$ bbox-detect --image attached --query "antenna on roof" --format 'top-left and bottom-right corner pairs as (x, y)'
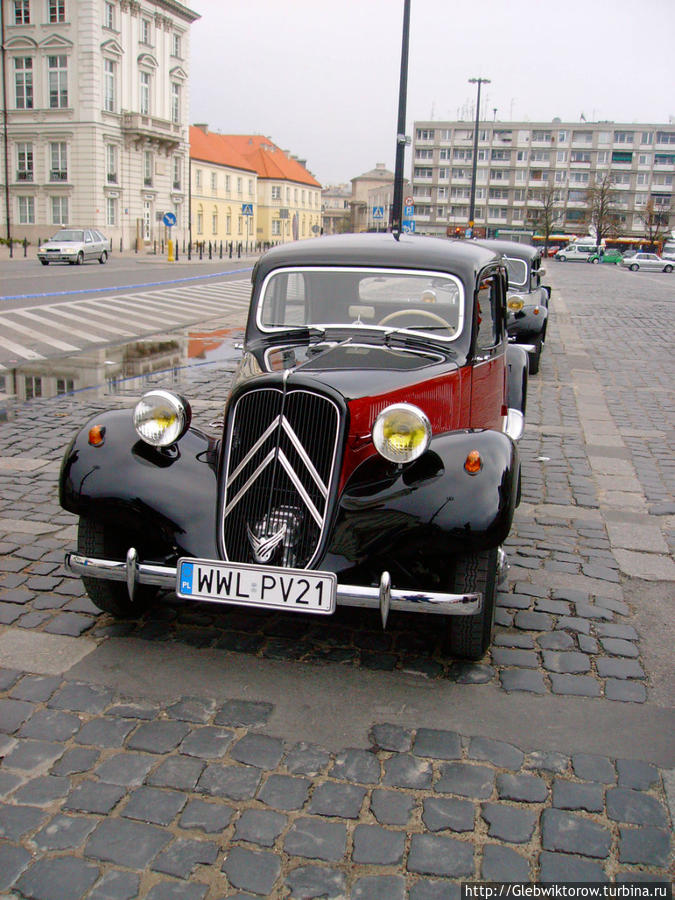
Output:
(390, 0), (411, 241)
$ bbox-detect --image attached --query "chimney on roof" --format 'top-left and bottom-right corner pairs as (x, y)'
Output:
(194, 123), (208, 134)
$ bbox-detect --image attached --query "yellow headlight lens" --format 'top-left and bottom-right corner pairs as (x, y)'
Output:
(508, 297), (525, 312)
(372, 403), (431, 463)
(133, 390), (191, 447)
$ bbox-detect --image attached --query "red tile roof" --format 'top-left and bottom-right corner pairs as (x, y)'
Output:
(189, 127), (255, 174)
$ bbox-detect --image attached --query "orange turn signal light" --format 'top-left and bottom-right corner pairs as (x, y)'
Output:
(88, 425), (105, 447)
(464, 449), (482, 474)
(533, 306), (540, 315)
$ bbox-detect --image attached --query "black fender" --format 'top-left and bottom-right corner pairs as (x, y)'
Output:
(321, 429), (519, 587)
(507, 304), (547, 339)
(59, 409), (221, 560)
(506, 344), (528, 415)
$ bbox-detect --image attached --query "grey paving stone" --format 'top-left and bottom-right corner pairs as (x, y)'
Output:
(50, 746), (99, 776)
(75, 717), (136, 748)
(214, 698), (273, 727)
(550, 674), (601, 697)
(596, 658), (645, 679)
(0, 804), (47, 840)
(0, 667), (22, 691)
(468, 736), (524, 769)
(525, 750), (569, 774)
(283, 817), (347, 861)
(125, 721), (190, 754)
(0, 843), (32, 892)
(555, 616), (591, 635)
(151, 836), (219, 878)
(596, 623), (639, 640)
(538, 851), (608, 882)
(535, 598), (571, 616)
(257, 773), (311, 811)
(230, 732), (284, 769)
(606, 787), (668, 827)
(10, 674), (62, 702)
(600, 637), (639, 658)
(481, 843), (531, 881)
(493, 631), (535, 649)
(165, 696), (216, 723)
(146, 882), (207, 900)
(47, 682), (113, 713)
(13, 774), (70, 806)
(179, 798), (235, 833)
(513, 610), (553, 631)
(308, 781), (366, 818)
(578, 635), (599, 654)
(122, 786), (186, 826)
(616, 758), (659, 790)
(94, 751), (156, 786)
(481, 802), (537, 843)
(552, 779), (605, 812)
(435, 762), (494, 799)
(285, 865), (346, 899)
(618, 827), (671, 867)
(491, 647), (539, 667)
(352, 824), (405, 865)
(422, 796), (474, 833)
(0, 698), (36, 734)
(331, 747), (380, 783)
(541, 808), (611, 858)
(352, 874), (406, 900)
(537, 631), (575, 651)
(85, 818), (171, 868)
(179, 726), (234, 759)
(15, 856), (100, 900)
(541, 650), (591, 674)
(0, 769), (22, 798)
(3, 738), (63, 771)
(197, 763), (261, 801)
(605, 680), (647, 703)
(407, 833), (474, 877)
(88, 871), (141, 900)
(370, 723), (412, 752)
(499, 668), (547, 694)
(497, 772), (548, 803)
(572, 753), (616, 784)
(147, 755), (206, 791)
(107, 701), (158, 720)
(575, 602), (614, 620)
(383, 754), (433, 789)
(64, 780), (126, 815)
(33, 813), (97, 850)
(413, 727), (461, 759)
(234, 808), (287, 846)
(19, 708), (81, 741)
(370, 788), (415, 826)
(284, 742), (331, 776)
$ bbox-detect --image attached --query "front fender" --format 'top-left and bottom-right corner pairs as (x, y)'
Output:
(59, 409), (221, 559)
(507, 304), (547, 338)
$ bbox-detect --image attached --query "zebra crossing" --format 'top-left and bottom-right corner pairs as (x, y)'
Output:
(0, 278), (252, 370)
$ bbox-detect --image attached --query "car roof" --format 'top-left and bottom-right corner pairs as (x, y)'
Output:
(252, 233), (501, 285)
(472, 239), (541, 261)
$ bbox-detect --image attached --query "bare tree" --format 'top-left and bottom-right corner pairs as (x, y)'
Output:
(526, 182), (563, 255)
(585, 172), (620, 247)
(636, 198), (670, 250)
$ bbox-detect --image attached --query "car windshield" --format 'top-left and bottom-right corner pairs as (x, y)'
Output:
(258, 267), (464, 341)
(52, 230), (85, 242)
(503, 257), (527, 287)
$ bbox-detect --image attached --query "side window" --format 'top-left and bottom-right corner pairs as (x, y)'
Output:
(475, 275), (501, 351)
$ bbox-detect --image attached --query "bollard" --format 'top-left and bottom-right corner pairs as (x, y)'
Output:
(199, 242), (203, 260)
(174, 241), (179, 261)
(161, 240), (164, 255)
(187, 241), (191, 260)
(237, 243), (241, 258)
(229, 242), (233, 258)
(119, 237), (123, 253)
(23, 237), (28, 257)
(167, 239), (174, 263)
(9, 240), (13, 259)
(208, 241), (212, 259)
(153, 240), (157, 255)
(182, 238), (185, 253)
(219, 240), (223, 259)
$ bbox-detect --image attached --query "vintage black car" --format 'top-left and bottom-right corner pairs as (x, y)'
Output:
(476, 239), (550, 374)
(60, 234), (529, 660)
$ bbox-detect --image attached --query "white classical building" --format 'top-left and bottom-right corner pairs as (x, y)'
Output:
(1, 0), (199, 250)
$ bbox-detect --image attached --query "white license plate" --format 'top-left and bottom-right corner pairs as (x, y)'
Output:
(176, 558), (336, 615)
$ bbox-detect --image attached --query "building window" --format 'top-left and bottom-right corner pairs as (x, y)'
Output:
(171, 82), (180, 124)
(570, 151), (591, 163)
(641, 131), (653, 144)
(173, 203), (181, 228)
(195, 169), (202, 189)
(172, 155), (181, 190)
(532, 130), (551, 142)
(103, 58), (116, 112)
(272, 220), (281, 236)
(51, 196), (68, 224)
(556, 151), (567, 163)
(144, 151), (153, 187)
(141, 18), (152, 45)
(18, 196), (35, 224)
(48, 0), (65, 23)
(226, 211), (231, 233)
(56, 378), (74, 395)
(248, 179), (254, 196)
(558, 131), (568, 142)
(237, 177), (242, 195)
(106, 144), (117, 183)
(614, 131), (634, 143)
(139, 71), (150, 116)
(143, 200), (151, 240)
(414, 167), (433, 179)
(106, 196), (117, 226)
(196, 205), (203, 234)
(16, 142), (33, 181)
(49, 142), (67, 181)
(597, 151), (609, 164)
(25, 376), (42, 401)
(14, 57), (33, 109)
(210, 171), (217, 193)
(415, 149), (433, 160)
(572, 131), (592, 143)
(271, 185), (281, 200)
(48, 55), (68, 108)
(172, 33), (182, 57)
(656, 131), (675, 145)
(212, 209), (218, 234)
(416, 128), (435, 141)
(13, 1), (30, 24)
(104, 1), (114, 29)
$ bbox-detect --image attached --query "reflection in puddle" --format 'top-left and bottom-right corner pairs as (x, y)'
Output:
(0, 324), (244, 412)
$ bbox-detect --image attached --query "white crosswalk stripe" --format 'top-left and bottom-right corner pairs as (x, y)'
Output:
(0, 277), (250, 370)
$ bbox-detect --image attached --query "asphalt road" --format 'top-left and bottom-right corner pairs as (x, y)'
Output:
(0, 257), (673, 896)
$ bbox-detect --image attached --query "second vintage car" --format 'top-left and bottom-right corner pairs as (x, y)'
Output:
(60, 234), (529, 660)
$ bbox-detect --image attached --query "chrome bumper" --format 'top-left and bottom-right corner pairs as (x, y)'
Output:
(65, 548), (489, 628)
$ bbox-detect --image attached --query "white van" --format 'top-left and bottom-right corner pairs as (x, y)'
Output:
(554, 243), (599, 262)
(662, 241), (675, 261)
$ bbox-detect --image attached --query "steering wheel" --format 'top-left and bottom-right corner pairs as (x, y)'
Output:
(378, 308), (454, 332)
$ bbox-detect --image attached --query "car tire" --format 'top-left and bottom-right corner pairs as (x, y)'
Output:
(76, 251), (84, 265)
(448, 547), (498, 661)
(558, 256), (566, 262)
(40, 260), (49, 266)
(77, 517), (157, 617)
(664, 265), (673, 273)
(528, 335), (542, 375)
(99, 250), (108, 264)
(629, 264), (638, 271)
(591, 258), (599, 264)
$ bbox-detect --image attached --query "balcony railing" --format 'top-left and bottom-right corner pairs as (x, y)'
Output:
(121, 111), (182, 152)
(16, 171), (33, 181)
(50, 170), (68, 181)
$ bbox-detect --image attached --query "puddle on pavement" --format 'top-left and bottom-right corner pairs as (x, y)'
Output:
(0, 323), (245, 414)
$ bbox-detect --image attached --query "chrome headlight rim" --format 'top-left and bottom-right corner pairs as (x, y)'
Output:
(372, 402), (432, 464)
(133, 389), (192, 447)
(507, 293), (526, 312)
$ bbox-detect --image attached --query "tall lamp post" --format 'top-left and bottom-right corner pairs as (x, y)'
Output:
(390, 0), (411, 236)
(467, 76), (490, 235)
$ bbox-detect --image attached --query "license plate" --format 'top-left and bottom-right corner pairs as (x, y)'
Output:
(176, 558), (336, 615)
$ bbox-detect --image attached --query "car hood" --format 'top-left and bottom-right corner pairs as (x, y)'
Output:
(40, 241), (82, 250)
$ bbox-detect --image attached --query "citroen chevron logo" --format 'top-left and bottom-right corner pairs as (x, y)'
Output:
(247, 523), (287, 563)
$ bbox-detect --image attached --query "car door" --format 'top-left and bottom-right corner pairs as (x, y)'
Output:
(470, 271), (506, 430)
(83, 230), (95, 260)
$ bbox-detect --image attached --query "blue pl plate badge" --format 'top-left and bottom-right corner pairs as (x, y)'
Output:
(180, 562), (194, 595)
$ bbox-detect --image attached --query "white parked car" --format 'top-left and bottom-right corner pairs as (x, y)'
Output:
(620, 252), (673, 273)
(38, 228), (110, 266)
(554, 243), (599, 262)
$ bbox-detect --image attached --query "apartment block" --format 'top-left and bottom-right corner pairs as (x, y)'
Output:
(411, 120), (675, 239)
(1, 0), (199, 249)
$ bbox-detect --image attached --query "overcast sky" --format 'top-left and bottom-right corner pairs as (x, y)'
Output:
(187, 0), (675, 186)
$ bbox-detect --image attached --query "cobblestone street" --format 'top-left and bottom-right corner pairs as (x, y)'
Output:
(0, 262), (673, 897)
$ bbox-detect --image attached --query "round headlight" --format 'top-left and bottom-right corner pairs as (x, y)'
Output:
(133, 390), (191, 447)
(507, 296), (525, 312)
(372, 403), (431, 464)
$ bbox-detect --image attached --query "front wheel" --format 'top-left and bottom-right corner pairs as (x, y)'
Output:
(76, 251), (84, 265)
(557, 256), (566, 262)
(99, 250), (108, 264)
(591, 257), (600, 264)
(629, 264), (638, 271)
(77, 517), (157, 617)
(448, 548), (498, 660)
(40, 259), (49, 266)
(664, 265), (673, 273)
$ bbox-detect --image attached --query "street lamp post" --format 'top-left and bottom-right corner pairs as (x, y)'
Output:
(468, 76), (490, 234)
(390, 0), (411, 236)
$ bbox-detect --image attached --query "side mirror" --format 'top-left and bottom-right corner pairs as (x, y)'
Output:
(538, 267), (546, 278)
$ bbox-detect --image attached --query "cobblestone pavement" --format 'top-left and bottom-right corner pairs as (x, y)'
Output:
(0, 264), (673, 896)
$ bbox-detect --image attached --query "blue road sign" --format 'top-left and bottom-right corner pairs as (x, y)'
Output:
(162, 212), (177, 227)
(402, 220), (415, 233)
(465, 227), (473, 238)
(372, 206), (385, 219)
(241, 203), (253, 216)
(404, 205), (414, 217)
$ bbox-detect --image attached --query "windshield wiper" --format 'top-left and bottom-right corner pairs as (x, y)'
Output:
(263, 326), (326, 344)
(383, 328), (457, 353)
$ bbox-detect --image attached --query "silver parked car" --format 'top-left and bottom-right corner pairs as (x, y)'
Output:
(38, 229), (110, 266)
(620, 252), (673, 273)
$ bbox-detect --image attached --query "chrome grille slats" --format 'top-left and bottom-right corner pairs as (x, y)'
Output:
(221, 385), (341, 568)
